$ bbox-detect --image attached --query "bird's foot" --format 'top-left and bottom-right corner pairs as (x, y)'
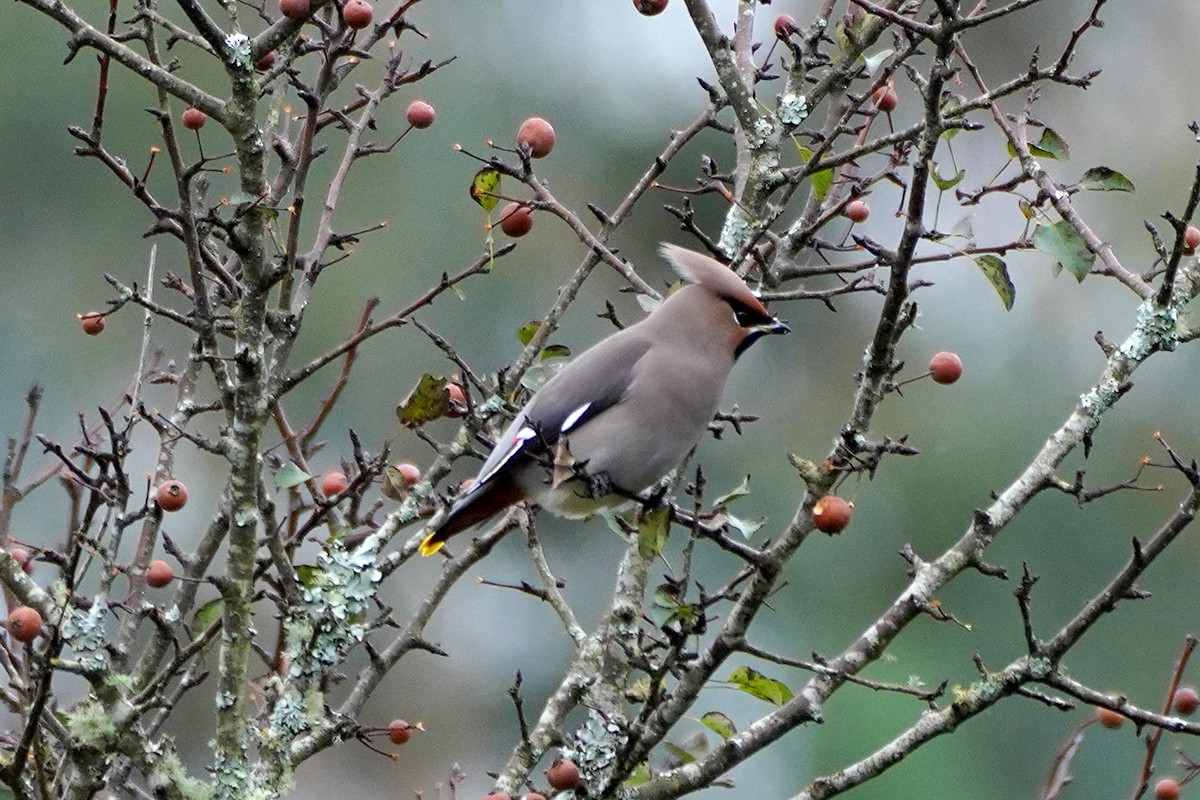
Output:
(583, 469), (616, 499)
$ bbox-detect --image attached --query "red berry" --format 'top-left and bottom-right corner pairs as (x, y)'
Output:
(633, 0), (668, 15)
(279, 0), (310, 20)
(1184, 225), (1200, 255)
(321, 471), (350, 497)
(342, 0), (372, 29)
(498, 202), (534, 237)
(406, 100), (435, 129)
(387, 719), (413, 745)
(929, 351), (963, 385)
(774, 14), (798, 38)
(10, 547), (34, 575)
(8, 606), (42, 643)
(871, 84), (898, 113)
(146, 559), (175, 588)
(156, 479), (189, 512)
(812, 495), (853, 533)
(1174, 686), (1200, 716)
(517, 117), (556, 158)
(444, 382), (467, 418)
(1155, 779), (1182, 800)
(256, 51), (276, 71)
(546, 758), (580, 791)
(1096, 706), (1125, 729)
(381, 462), (421, 501)
(181, 107), (207, 131)
(80, 312), (106, 335)
(844, 199), (870, 223)
(482, 794), (511, 800)
(523, 795), (547, 800)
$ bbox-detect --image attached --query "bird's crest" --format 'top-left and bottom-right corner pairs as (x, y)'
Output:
(658, 243), (770, 318)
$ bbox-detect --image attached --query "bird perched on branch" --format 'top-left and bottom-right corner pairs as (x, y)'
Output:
(419, 243), (790, 556)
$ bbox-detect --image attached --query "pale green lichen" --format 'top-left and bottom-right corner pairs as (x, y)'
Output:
(147, 745), (214, 800)
(67, 700), (117, 747)
(1122, 300), (1178, 358)
(778, 93), (809, 126)
(212, 749), (252, 800)
(57, 590), (109, 672)
(225, 33), (252, 70)
(1078, 377), (1120, 433)
(749, 117), (775, 148)
(718, 206), (756, 257)
(561, 709), (630, 793)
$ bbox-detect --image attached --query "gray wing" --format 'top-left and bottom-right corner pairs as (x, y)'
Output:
(469, 329), (654, 491)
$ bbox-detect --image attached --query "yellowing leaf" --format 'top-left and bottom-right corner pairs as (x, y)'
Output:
(192, 598), (223, 629)
(1079, 166), (1135, 192)
(930, 161), (965, 191)
(638, 505), (671, 558)
(797, 145), (833, 201)
(1007, 127), (1070, 161)
(728, 665), (793, 706)
(700, 711), (737, 740)
(973, 255), (1015, 310)
(470, 167), (501, 212)
(396, 374), (449, 427)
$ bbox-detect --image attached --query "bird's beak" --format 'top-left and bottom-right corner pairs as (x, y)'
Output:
(760, 317), (790, 336)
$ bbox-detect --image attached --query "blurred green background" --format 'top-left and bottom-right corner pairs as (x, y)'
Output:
(3, 1), (1200, 798)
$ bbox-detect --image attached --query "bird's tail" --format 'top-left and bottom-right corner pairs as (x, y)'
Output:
(418, 477), (525, 556)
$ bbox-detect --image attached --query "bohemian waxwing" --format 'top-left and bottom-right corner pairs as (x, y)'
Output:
(419, 243), (789, 556)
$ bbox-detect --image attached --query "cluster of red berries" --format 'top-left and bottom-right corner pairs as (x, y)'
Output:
(495, 117), (556, 238)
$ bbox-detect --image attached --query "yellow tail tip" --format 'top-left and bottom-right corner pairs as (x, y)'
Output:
(419, 534), (445, 557)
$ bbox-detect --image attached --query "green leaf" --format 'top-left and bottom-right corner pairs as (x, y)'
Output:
(192, 598), (223, 630)
(930, 161), (965, 191)
(667, 743), (696, 767)
(396, 374), (449, 427)
(1079, 166), (1135, 192)
(726, 513), (767, 539)
(862, 48), (894, 75)
(539, 344), (571, 361)
(519, 363), (559, 393)
(517, 320), (542, 345)
(940, 93), (966, 140)
(663, 741), (696, 764)
(1036, 127), (1070, 160)
(624, 762), (652, 788)
(713, 475), (752, 507)
(797, 145), (833, 201)
(470, 167), (501, 212)
(728, 665), (793, 706)
(1033, 220), (1094, 282)
(637, 505), (671, 558)
(1007, 127), (1070, 161)
(946, 214), (974, 241)
(973, 255), (1015, 310)
(274, 462), (312, 490)
(700, 711), (737, 740)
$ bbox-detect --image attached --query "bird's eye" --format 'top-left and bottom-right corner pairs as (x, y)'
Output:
(731, 304), (762, 328)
